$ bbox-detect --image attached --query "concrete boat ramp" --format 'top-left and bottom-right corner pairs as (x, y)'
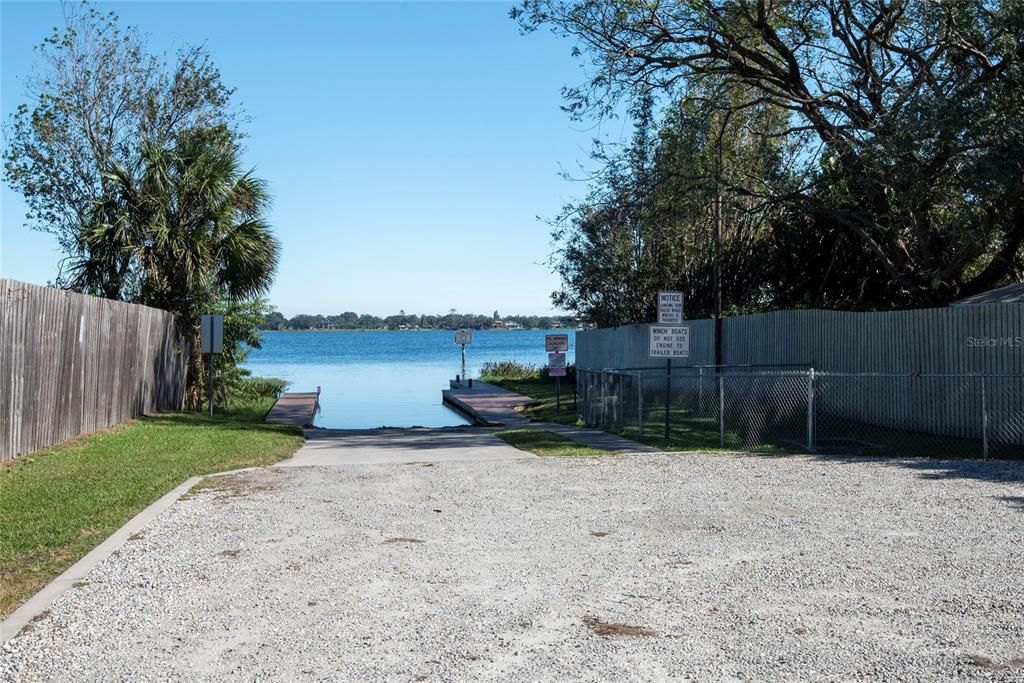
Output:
(264, 381), (654, 453)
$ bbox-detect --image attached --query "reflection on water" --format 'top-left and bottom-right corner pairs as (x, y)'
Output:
(243, 329), (575, 429)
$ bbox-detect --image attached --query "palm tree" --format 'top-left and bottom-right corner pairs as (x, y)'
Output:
(71, 126), (280, 406)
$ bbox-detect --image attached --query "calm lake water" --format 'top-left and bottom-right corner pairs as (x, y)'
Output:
(243, 329), (576, 428)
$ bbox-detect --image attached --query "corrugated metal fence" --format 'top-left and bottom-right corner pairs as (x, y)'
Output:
(575, 305), (1023, 453)
(576, 305), (1023, 374)
(0, 278), (189, 461)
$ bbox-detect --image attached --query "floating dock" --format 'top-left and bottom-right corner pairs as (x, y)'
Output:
(442, 381), (534, 427)
(266, 388), (321, 427)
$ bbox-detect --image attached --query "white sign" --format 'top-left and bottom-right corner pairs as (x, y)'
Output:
(545, 334), (569, 353)
(658, 291), (685, 324)
(201, 315), (224, 354)
(454, 329), (473, 345)
(649, 325), (690, 358)
(548, 352), (567, 377)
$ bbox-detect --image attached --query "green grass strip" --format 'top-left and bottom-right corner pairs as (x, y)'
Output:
(495, 428), (610, 457)
(481, 376), (579, 425)
(0, 398), (303, 618)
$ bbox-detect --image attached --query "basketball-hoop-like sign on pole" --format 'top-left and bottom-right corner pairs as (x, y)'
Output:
(454, 329), (472, 383)
(651, 292), (688, 438)
(201, 314), (224, 417)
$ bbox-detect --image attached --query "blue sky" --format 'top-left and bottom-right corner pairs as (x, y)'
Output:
(1, 1), (626, 317)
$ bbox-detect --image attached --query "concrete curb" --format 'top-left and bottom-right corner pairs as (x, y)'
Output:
(1, 474), (204, 642)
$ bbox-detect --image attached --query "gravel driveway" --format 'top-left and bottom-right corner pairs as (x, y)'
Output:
(3, 430), (1023, 681)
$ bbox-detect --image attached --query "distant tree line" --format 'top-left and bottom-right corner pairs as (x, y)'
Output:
(260, 310), (578, 331)
(515, 1), (1024, 330)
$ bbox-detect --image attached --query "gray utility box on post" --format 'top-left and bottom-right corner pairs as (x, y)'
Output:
(201, 314), (224, 416)
(201, 315), (224, 354)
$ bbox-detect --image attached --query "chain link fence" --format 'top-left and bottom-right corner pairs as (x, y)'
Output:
(577, 367), (1024, 458)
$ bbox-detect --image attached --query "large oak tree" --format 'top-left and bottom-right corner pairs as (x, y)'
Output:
(516, 0), (1024, 309)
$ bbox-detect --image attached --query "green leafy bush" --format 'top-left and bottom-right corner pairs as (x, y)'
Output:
(233, 376), (288, 402)
(479, 360), (542, 380)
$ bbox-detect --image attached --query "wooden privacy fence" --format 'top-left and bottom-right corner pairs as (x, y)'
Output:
(0, 279), (188, 462)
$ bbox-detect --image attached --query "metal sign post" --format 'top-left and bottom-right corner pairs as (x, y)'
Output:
(454, 329), (473, 382)
(201, 314), (224, 417)
(548, 351), (567, 416)
(546, 335), (569, 417)
(650, 320), (689, 439)
(209, 360), (214, 418)
(655, 292), (686, 437)
(665, 357), (671, 437)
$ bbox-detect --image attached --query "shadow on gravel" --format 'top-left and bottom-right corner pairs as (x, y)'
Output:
(751, 452), (1024, 488)
(887, 458), (1024, 486)
(303, 427), (508, 451)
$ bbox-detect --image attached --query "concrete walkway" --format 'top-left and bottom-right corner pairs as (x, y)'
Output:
(280, 427), (534, 466)
(534, 422), (661, 453)
(443, 381), (658, 453)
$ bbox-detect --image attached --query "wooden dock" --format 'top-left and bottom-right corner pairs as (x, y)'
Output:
(442, 381), (534, 427)
(266, 388), (320, 427)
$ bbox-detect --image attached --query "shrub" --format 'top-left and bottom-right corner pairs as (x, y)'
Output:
(233, 376), (288, 402)
(480, 360), (577, 383)
(479, 360), (542, 380)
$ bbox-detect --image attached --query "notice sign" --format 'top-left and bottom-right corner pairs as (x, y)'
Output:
(658, 291), (684, 324)
(545, 334), (569, 353)
(454, 329), (473, 345)
(548, 352), (567, 377)
(649, 325), (690, 358)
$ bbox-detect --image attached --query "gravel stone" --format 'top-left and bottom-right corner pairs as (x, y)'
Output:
(2, 453), (1023, 681)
